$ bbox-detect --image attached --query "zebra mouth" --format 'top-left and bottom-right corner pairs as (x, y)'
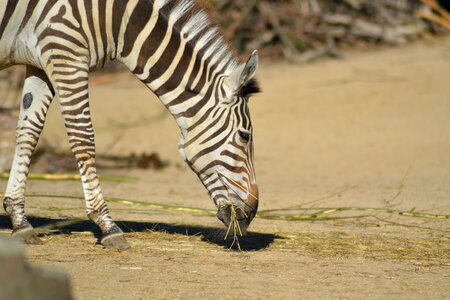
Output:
(215, 170), (258, 233)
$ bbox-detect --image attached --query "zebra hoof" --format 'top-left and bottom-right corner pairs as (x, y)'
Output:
(101, 233), (130, 250)
(12, 226), (42, 245)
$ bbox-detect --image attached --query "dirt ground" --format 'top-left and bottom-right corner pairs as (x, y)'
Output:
(1, 39), (450, 299)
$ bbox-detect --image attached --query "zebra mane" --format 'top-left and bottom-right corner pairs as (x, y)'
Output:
(162, 0), (240, 75)
(239, 78), (261, 99)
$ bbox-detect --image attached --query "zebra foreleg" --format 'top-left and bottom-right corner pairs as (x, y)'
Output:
(49, 63), (129, 250)
(3, 67), (54, 244)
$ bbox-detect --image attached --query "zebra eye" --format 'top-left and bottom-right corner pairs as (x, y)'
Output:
(238, 130), (251, 142)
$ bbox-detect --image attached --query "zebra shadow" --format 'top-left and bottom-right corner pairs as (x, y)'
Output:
(0, 215), (280, 251)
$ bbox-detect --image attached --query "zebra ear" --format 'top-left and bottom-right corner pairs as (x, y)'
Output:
(239, 50), (259, 86)
(226, 50), (259, 95)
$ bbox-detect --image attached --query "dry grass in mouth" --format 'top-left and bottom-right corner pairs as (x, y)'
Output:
(223, 204), (245, 250)
(216, 170), (255, 250)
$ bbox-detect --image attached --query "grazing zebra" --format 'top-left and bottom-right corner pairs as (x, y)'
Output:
(0, 0), (260, 249)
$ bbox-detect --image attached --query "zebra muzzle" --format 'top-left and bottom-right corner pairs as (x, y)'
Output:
(216, 171), (259, 232)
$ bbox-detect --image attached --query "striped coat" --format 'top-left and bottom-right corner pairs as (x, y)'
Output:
(0, 0), (259, 249)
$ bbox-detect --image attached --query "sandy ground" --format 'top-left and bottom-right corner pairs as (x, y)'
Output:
(1, 39), (450, 299)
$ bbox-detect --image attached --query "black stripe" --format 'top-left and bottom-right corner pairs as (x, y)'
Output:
(155, 30), (194, 95)
(38, 27), (87, 49)
(40, 43), (85, 57)
(121, 0), (153, 58)
(186, 105), (214, 131)
(200, 112), (232, 146)
(199, 160), (243, 175)
(17, 0), (39, 35)
(0, 0), (17, 40)
(35, 0), (58, 30)
(68, 0), (88, 42)
(144, 21), (181, 86)
(134, 1), (177, 75)
(186, 35), (217, 91)
(190, 129), (233, 164)
(184, 109), (226, 148)
(84, 0), (99, 62)
(239, 101), (248, 128)
(98, 0), (108, 66)
(178, 71), (220, 118)
(133, 9), (168, 74)
(111, 0), (128, 57)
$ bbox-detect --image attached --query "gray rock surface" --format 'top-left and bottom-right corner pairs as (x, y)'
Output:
(0, 234), (73, 300)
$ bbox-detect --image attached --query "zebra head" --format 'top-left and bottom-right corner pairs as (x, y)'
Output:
(178, 51), (260, 234)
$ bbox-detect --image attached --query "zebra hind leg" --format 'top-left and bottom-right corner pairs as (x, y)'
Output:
(3, 67), (54, 244)
(49, 63), (129, 250)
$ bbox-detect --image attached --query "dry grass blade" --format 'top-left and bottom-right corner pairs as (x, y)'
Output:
(259, 185), (359, 214)
(24, 193), (216, 215)
(106, 197), (215, 215)
(258, 206), (450, 220)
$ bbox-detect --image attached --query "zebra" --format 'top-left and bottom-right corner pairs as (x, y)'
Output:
(0, 0), (260, 250)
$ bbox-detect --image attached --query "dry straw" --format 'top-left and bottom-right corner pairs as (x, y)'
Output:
(216, 170), (255, 250)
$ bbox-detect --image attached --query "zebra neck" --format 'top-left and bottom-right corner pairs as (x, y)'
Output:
(115, 0), (238, 131)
